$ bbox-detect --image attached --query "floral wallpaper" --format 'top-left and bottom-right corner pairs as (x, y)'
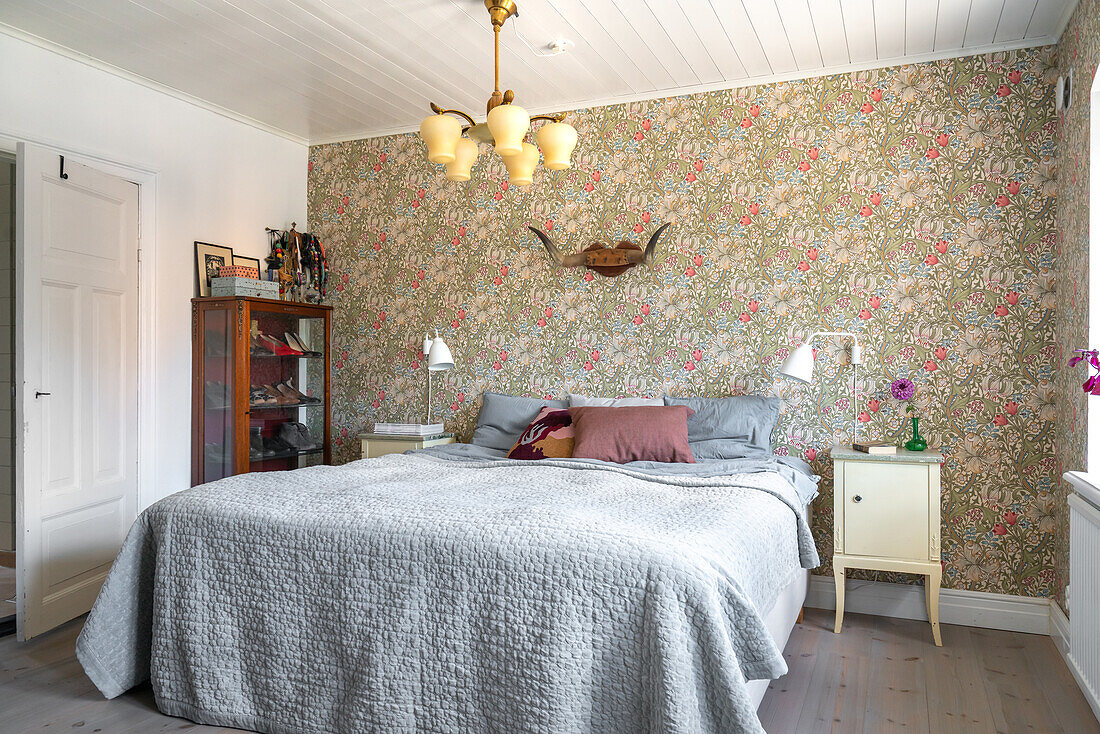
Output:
(308, 47), (1060, 599)
(1055, 0), (1100, 612)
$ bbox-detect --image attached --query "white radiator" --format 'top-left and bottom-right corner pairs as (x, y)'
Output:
(1067, 472), (1100, 722)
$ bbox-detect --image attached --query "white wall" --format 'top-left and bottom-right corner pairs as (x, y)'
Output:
(0, 33), (307, 505)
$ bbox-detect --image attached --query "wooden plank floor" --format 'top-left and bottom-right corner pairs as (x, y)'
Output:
(759, 608), (1100, 734)
(1, 608), (1096, 733)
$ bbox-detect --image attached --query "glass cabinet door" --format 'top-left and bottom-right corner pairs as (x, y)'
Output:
(247, 307), (327, 472)
(196, 304), (234, 484)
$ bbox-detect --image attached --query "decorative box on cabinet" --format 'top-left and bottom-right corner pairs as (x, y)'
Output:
(831, 446), (946, 646)
(358, 432), (456, 459)
(192, 296), (332, 485)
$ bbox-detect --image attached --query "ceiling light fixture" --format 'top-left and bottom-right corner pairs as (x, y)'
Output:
(418, 0), (578, 186)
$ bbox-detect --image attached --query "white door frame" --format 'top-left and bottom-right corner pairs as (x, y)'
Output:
(1, 132), (158, 531)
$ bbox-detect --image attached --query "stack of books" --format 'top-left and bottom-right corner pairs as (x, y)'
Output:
(852, 441), (897, 455)
(373, 421), (445, 437)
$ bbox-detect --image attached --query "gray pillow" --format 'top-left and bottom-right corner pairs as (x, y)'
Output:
(662, 395), (780, 459)
(471, 392), (568, 451)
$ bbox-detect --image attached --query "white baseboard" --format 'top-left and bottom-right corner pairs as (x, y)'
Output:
(805, 575), (1052, 635)
(1051, 599), (1070, 656)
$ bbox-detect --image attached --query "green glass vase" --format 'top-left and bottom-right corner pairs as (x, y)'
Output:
(905, 415), (927, 452)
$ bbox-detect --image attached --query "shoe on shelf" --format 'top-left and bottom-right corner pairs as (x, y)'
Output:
(261, 435), (295, 456)
(277, 421), (312, 449)
(259, 333), (303, 356)
(285, 332), (322, 356)
(278, 378), (321, 403)
(263, 384), (298, 405)
(250, 336), (275, 356)
(249, 427), (264, 460)
(250, 386), (277, 406)
(295, 422), (317, 448)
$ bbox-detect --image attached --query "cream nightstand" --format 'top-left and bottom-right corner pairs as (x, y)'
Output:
(358, 432), (455, 459)
(831, 446), (946, 646)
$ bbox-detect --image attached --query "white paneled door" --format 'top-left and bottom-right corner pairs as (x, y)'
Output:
(15, 143), (139, 640)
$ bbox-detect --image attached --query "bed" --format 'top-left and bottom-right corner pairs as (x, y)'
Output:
(76, 440), (819, 734)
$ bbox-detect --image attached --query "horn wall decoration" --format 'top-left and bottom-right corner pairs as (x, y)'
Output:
(528, 223), (672, 278)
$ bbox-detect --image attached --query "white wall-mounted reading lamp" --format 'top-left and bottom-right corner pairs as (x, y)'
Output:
(779, 331), (862, 446)
(422, 331), (454, 424)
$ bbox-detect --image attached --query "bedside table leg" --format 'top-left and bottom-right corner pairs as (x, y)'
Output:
(926, 568), (942, 646)
(833, 562), (845, 634)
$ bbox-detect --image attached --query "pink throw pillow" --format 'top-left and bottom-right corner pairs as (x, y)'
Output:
(507, 407), (574, 460)
(569, 405), (695, 464)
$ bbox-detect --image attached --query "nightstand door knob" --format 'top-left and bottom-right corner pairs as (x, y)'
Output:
(852, 495), (863, 503)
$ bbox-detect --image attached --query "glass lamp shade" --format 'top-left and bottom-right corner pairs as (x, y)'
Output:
(420, 114), (461, 164)
(467, 123), (495, 144)
(779, 343), (815, 383)
(537, 121), (577, 170)
(502, 142), (539, 186)
(487, 103), (530, 157)
(427, 337), (454, 371)
(445, 138), (479, 182)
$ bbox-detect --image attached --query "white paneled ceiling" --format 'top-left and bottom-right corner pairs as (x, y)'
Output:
(0, 0), (1078, 144)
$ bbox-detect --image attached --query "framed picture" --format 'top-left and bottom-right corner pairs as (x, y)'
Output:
(233, 255), (261, 275)
(194, 241), (234, 297)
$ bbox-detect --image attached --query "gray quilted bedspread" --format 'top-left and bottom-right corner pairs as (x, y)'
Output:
(76, 453), (819, 734)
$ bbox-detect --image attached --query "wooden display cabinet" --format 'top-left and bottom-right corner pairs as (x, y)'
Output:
(191, 296), (332, 485)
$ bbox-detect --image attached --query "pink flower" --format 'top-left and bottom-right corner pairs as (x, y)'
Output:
(1006, 291), (1020, 305)
(692, 349), (703, 361)
(995, 85), (1011, 97)
(500, 265), (509, 276)
(501, 181), (509, 191)
(1008, 70), (1022, 85)
(451, 319), (459, 328)
(642, 119), (652, 131)
(493, 192), (503, 200)
(747, 299), (759, 312)
(590, 350), (601, 362)
(583, 360), (594, 371)
(858, 411), (871, 423)
(993, 523), (1008, 535)
(692, 254), (704, 267)
(633, 131), (644, 141)
(860, 102), (874, 114)
(632, 315), (643, 325)
(934, 240), (949, 254)
(805, 448), (817, 461)
(450, 402), (459, 411)
(798, 160), (811, 171)
(925, 254), (939, 265)
(924, 360), (938, 371)
(868, 296), (881, 309)
(641, 304), (651, 315)
(458, 309), (467, 320)
(869, 192), (882, 205)
(936, 133), (949, 146)
(740, 117), (752, 128)
(993, 414), (1008, 426)
(694, 160), (705, 172)
(417, 188), (426, 199)
(1006, 181), (1021, 195)
(738, 312), (751, 323)
(537, 317), (547, 327)
(859, 205), (873, 217)
(379, 153), (387, 163)
(994, 304), (1009, 316)
(934, 346), (947, 360)
(499, 350), (509, 361)
(493, 360), (502, 370)
(684, 360), (695, 371)
(858, 308), (872, 319)
(583, 272), (594, 282)
(1005, 400), (1019, 415)
(544, 307), (553, 318)
(748, 104), (761, 117)
(544, 220), (554, 230)
(373, 163), (381, 172)
(926, 148), (940, 160)
(871, 88), (883, 102)
(686, 172), (697, 182)
(584, 183), (594, 192)
(642, 211), (652, 223)
(685, 265), (697, 276)
(807, 147), (820, 160)
(749, 202), (760, 215)
(796, 261), (810, 272)
(739, 215), (752, 226)
(633, 223), (644, 233)
(592, 170), (601, 182)
(492, 276), (502, 286)
(336, 207), (344, 215)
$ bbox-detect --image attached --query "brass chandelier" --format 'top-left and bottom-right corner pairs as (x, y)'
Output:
(418, 0), (577, 186)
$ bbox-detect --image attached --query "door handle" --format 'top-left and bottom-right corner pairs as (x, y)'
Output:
(35, 392), (51, 398)
(852, 495), (862, 503)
